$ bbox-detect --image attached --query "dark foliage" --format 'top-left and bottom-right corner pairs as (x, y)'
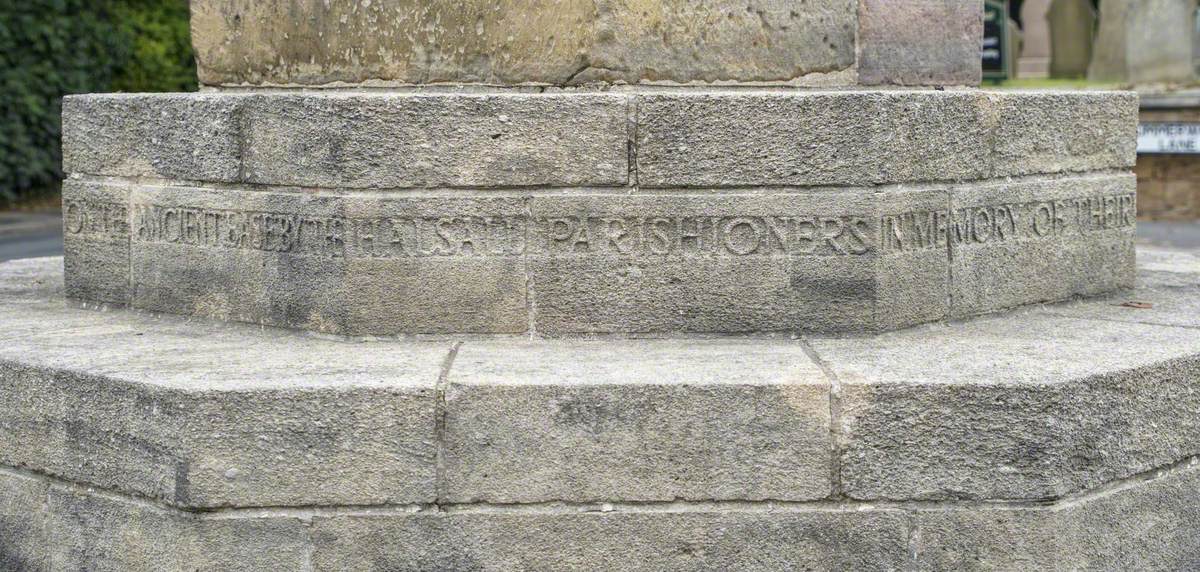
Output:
(0, 0), (195, 206)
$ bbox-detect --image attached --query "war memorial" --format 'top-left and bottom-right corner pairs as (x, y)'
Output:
(2, 0), (1199, 569)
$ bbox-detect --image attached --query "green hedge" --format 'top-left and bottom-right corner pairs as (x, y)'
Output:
(0, 0), (196, 206)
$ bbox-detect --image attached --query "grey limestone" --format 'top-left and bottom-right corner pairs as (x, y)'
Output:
(857, 0), (984, 86)
(811, 313), (1200, 501)
(635, 90), (993, 188)
(442, 340), (831, 503)
(123, 182), (529, 334)
(308, 510), (910, 571)
(61, 90), (1139, 190)
(526, 188), (948, 334)
(0, 469), (309, 571)
(948, 172), (1136, 317)
(240, 93), (629, 189)
(990, 91), (1139, 177)
(190, 0), (858, 87)
(62, 170), (1137, 335)
(61, 181), (130, 304)
(61, 93), (242, 183)
(0, 276), (446, 507)
(1, 253), (1200, 568)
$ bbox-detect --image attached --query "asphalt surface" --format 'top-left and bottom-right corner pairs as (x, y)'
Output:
(0, 212), (1195, 263)
(0, 212), (63, 263)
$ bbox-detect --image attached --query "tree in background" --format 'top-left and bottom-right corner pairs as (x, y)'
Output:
(0, 0), (196, 207)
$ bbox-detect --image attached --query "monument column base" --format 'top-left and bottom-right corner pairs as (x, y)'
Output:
(2, 249), (1199, 570)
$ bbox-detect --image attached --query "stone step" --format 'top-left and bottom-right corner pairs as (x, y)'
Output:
(1, 253), (1199, 570)
(2, 255), (1198, 509)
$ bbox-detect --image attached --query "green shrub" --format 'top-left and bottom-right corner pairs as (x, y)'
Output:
(0, 0), (195, 207)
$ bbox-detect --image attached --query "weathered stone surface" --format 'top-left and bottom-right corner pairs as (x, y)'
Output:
(813, 313), (1200, 501)
(1046, 246), (1200, 329)
(990, 91), (1139, 177)
(61, 94), (242, 182)
(858, 0), (984, 86)
(948, 173), (1136, 317)
(0, 470), (310, 571)
(912, 460), (1200, 569)
(443, 340), (831, 503)
(62, 180), (130, 304)
(241, 93), (629, 188)
(527, 189), (947, 334)
(636, 91), (992, 188)
(62, 91), (1138, 190)
(190, 0), (857, 87)
(1056, 459), (1200, 569)
(61, 173), (1142, 335)
(0, 282), (446, 507)
(309, 510), (910, 570)
(126, 183), (529, 334)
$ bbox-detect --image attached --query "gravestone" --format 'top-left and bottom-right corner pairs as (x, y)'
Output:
(1048, 0), (1096, 78)
(8, 1), (1200, 570)
(1018, 0), (1053, 78)
(1089, 0), (1198, 84)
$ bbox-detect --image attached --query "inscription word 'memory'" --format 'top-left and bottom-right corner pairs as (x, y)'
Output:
(880, 193), (1136, 253)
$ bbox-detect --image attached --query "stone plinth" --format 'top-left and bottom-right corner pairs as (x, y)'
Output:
(2, 251), (1200, 569)
(189, 0), (983, 87)
(60, 90), (1138, 336)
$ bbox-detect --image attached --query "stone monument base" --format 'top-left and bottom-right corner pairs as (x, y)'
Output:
(2, 248), (1199, 570)
(61, 89), (1138, 337)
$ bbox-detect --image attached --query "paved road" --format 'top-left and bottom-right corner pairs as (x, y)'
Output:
(0, 230), (63, 262)
(0, 212), (63, 263)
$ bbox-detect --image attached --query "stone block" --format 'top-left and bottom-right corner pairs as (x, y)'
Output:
(241, 93), (629, 188)
(948, 173), (1136, 317)
(812, 313), (1200, 501)
(911, 460), (1200, 570)
(309, 510), (911, 570)
(125, 183), (529, 334)
(0, 291), (446, 508)
(858, 0), (984, 86)
(0, 470), (49, 572)
(527, 188), (949, 334)
(40, 482), (309, 571)
(61, 94), (242, 182)
(62, 180), (131, 304)
(991, 91), (1139, 177)
(190, 0), (857, 86)
(442, 340), (831, 503)
(635, 91), (993, 187)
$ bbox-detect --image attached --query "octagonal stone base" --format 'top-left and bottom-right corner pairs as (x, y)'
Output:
(2, 248), (1199, 570)
(61, 89), (1139, 337)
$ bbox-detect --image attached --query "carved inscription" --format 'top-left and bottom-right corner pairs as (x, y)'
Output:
(63, 200), (128, 238)
(130, 205), (525, 257)
(530, 216), (873, 256)
(105, 191), (1135, 258)
(881, 193), (1136, 253)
